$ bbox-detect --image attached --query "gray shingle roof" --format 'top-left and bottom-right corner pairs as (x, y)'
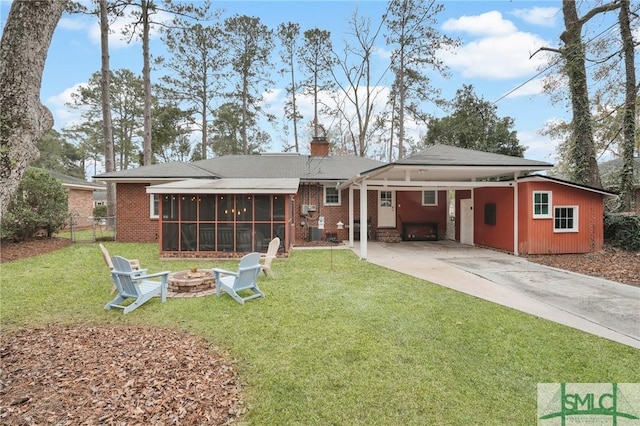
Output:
(396, 144), (552, 167)
(95, 161), (219, 180)
(95, 154), (384, 181)
(41, 168), (105, 190)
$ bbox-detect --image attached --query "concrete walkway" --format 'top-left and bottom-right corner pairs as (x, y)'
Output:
(349, 240), (640, 349)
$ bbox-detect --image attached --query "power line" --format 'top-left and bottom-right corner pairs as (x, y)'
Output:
(492, 7), (639, 105)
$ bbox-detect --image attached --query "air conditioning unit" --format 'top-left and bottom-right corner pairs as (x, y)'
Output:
(300, 204), (317, 216)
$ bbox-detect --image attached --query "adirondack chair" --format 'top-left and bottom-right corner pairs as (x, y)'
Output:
(213, 252), (264, 304)
(105, 256), (170, 314)
(99, 244), (146, 294)
(260, 237), (280, 277)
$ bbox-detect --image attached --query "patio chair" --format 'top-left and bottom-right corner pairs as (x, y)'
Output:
(213, 252), (264, 304)
(99, 244), (145, 294)
(260, 237), (280, 277)
(105, 256), (170, 314)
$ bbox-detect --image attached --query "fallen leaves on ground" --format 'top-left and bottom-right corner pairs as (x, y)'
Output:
(0, 325), (244, 425)
(526, 246), (640, 287)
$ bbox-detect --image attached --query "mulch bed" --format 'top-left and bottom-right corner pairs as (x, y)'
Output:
(526, 246), (640, 287)
(0, 325), (244, 425)
(0, 237), (72, 263)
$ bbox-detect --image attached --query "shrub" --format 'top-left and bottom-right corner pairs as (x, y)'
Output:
(604, 212), (640, 251)
(1, 168), (69, 241)
(93, 204), (107, 218)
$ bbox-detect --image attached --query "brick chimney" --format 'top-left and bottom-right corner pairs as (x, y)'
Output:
(310, 136), (329, 157)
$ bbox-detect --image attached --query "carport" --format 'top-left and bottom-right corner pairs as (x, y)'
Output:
(339, 145), (552, 259)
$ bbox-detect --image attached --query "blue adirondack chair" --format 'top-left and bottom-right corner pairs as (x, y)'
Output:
(105, 256), (170, 314)
(213, 252), (264, 304)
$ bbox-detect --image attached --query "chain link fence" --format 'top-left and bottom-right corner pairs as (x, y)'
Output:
(57, 216), (116, 243)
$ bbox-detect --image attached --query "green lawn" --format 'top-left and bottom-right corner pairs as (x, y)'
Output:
(1, 242), (638, 425)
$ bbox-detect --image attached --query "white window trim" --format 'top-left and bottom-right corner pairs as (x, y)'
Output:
(533, 191), (552, 219)
(553, 205), (579, 233)
(150, 194), (159, 219)
(422, 190), (438, 206)
(323, 185), (341, 206)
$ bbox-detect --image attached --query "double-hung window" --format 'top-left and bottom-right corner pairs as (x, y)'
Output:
(554, 206), (578, 232)
(150, 194), (159, 219)
(324, 186), (341, 206)
(422, 190), (438, 206)
(533, 191), (552, 218)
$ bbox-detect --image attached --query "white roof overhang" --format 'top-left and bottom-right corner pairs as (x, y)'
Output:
(146, 178), (300, 194)
(339, 164), (552, 190)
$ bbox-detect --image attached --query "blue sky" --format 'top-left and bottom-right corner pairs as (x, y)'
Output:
(0, 1), (627, 170)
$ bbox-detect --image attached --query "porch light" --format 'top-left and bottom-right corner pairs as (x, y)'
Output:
(337, 221), (344, 229)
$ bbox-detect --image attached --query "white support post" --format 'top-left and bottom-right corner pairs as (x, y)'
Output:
(349, 185), (355, 247)
(360, 180), (368, 259)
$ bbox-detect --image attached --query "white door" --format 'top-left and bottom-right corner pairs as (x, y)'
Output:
(378, 190), (396, 228)
(460, 198), (474, 245)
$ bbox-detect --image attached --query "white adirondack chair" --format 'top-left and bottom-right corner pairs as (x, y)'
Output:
(105, 256), (170, 314)
(260, 237), (280, 277)
(213, 252), (264, 304)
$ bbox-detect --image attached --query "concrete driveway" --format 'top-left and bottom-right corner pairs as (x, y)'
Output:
(353, 240), (640, 349)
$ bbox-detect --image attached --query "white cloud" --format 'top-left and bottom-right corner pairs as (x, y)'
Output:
(503, 77), (546, 99)
(511, 7), (560, 28)
(519, 129), (559, 164)
(442, 11), (517, 37)
(442, 31), (552, 80)
(55, 6), (170, 50)
(440, 11), (553, 80)
(46, 83), (88, 130)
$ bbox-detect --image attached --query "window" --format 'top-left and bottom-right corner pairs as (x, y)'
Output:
(380, 191), (392, 207)
(533, 191), (552, 218)
(554, 206), (578, 232)
(150, 194), (159, 219)
(422, 190), (438, 206)
(324, 186), (341, 206)
(484, 203), (496, 225)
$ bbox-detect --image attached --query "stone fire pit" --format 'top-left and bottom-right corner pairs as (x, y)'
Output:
(168, 269), (215, 294)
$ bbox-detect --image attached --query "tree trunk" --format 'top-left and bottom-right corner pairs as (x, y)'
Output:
(560, 0), (619, 188)
(100, 0), (117, 222)
(618, 0), (636, 211)
(142, 0), (152, 165)
(0, 0), (67, 221)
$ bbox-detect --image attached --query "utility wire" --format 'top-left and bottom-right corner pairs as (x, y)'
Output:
(492, 7), (639, 105)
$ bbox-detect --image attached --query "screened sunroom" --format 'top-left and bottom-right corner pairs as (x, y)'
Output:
(146, 179), (298, 256)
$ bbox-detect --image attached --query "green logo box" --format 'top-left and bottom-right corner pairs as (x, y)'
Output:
(538, 383), (640, 425)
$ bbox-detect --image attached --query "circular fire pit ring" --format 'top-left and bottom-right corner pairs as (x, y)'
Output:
(168, 269), (216, 297)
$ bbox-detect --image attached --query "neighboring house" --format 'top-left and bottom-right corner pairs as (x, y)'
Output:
(95, 142), (616, 259)
(93, 190), (107, 208)
(43, 169), (105, 224)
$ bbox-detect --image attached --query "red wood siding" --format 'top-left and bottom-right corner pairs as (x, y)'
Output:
(396, 191), (447, 238)
(518, 181), (605, 254)
(116, 183), (158, 242)
(473, 187), (514, 252)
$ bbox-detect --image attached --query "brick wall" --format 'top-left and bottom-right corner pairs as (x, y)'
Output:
(67, 188), (94, 219)
(116, 183), (158, 242)
(116, 181), (382, 245)
(293, 184), (378, 242)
